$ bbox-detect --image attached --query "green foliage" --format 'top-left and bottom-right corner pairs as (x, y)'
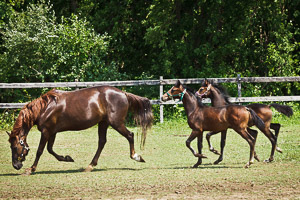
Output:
(0, 1), (126, 103)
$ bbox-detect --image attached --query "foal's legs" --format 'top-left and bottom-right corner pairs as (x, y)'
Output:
(233, 128), (257, 168)
(206, 131), (221, 155)
(47, 134), (74, 162)
(186, 130), (207, 168)
(261, 128), (277, 162)
(247, 128), (260, 162)
(84, 121), (109, 172)
(111, 123), (145, 163)
(193, 133), (206, 168)
(270, 123), (282, 153)
(213, 130), (227, 164)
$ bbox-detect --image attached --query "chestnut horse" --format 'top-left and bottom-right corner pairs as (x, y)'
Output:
(196, 79), (293, 163)
(162, 80), (266, 168)
(7, 86), (153, 175)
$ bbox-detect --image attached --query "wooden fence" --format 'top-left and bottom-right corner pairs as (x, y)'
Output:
(1, 75), (299, 123)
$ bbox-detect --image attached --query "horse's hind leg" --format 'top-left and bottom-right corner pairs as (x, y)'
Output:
(84, 121), (109, 172)
(214, 130), (227, 164)
(112, 123), (145, 163)
(47, 133), (74, 162)
(270, 123), (282, 153)
(206, 131), (221, 155)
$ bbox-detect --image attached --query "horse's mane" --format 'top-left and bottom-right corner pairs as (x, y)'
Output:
(10, 89), (60, 137)
(211, 84), (232, 104)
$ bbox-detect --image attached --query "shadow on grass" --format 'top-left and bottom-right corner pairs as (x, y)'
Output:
(0, 163), (243, 176)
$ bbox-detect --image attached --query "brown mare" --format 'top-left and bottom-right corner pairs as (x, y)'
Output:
(196, 79), (293, 163)
(7, 86), (153, 175)
(162, 80), (266, 168)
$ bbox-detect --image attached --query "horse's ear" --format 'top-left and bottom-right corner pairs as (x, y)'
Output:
(6, 131), (10, 136)
(175, 80), (181, 87)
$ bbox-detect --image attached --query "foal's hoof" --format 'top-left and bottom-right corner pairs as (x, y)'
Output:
(210, 148), (221, 155)
(192, 163), (201, 168)
(195, 153), (207, 158)
(276, 147), (283, 153)
(65, 155), (74, 162)
(213, 159), (222, 165)
(254, 155), (260, 162)
(264, 159), (273, 163)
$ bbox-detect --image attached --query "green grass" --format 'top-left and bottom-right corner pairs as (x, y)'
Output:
(0, 119), (299, 199)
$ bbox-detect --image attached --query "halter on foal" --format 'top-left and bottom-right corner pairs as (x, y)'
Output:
(162, 80), (266, 168)
(197, 79), (293, 163)
(7, 86), (153, 175)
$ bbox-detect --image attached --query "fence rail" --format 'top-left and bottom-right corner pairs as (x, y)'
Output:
(1, 75), (299, 122)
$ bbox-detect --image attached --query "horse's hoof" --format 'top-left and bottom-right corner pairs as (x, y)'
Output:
(195, 153), (207, 158)
(83, 165), (93, 172)
(276, 147), (283, 153)
(22, 168), (32, 176)
(132, 154), (145, 162)
(65, 155), (74, 162)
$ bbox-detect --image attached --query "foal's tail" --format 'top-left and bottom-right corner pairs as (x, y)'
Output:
(125, 93), (154, 147)
(269, 103), (293, 117)
(247, 108), (265, 132)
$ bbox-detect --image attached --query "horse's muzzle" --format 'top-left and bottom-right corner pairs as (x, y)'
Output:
(13, 162), (23, 170)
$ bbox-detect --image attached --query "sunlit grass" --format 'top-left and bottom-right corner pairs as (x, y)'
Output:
(0, 119), (299, 199)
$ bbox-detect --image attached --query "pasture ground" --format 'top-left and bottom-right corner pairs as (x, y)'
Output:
(0, 119), (299, 199)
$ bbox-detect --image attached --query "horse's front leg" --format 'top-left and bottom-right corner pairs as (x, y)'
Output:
(47, 134), (74, 162)
(23, 132), (49, 175)
(84, 121), (109, 172)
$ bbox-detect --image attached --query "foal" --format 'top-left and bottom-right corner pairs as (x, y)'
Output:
(162, 80), (266, 168)
(196, 79), (293, 163)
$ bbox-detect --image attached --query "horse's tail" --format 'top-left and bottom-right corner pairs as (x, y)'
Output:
(125, 92), (153, 147)
(269, 103), (293, 117)
(247, 108), (265, 132)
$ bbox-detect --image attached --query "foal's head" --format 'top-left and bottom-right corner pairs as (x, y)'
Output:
(161, 80), (187, 102)
(196, 79), (212, 99)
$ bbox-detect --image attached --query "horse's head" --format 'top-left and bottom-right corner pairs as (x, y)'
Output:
(161, 80), (186, 102)
(7, 131), (30, 170)
(196, 79), (212, 98)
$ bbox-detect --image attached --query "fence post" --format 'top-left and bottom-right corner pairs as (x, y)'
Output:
(237, 74), (242, 104)
(159, 76), (164, 123)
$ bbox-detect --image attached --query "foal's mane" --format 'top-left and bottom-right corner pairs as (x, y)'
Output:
(10, 89), (59, 138)
(211, 83), (232, 104)
(183, 85), (204, 107)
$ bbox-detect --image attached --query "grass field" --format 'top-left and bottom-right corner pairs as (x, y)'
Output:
(0, 118), (299, 199)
